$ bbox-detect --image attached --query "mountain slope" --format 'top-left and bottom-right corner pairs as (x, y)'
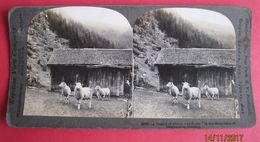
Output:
(133, 11), (178, 88)
(27, 12), (69, 87)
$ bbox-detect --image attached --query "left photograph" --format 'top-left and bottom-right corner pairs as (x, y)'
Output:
(24, 7), (133, 117)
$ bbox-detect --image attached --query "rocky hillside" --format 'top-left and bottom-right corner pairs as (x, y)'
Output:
(27, 12), (69, 87)
(133, 11), (178, 88)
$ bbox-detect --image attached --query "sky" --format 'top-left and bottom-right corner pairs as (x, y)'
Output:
(163, 8), (236, 36)
(49, 7), (235, 35)
(163, 8), (236, 47)
(47, 7), (235, 48)
(50, 7), (132, 33)
(164, 8), (234, 28)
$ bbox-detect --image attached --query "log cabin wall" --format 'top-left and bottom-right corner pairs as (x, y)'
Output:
(50, 65), (131, 96)
(197, 67), (235, 96)
(157, 65), (235, 96)
(158, 65), (198, 92)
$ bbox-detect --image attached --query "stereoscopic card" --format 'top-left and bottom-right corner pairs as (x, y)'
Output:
(7, 6), (255, 128)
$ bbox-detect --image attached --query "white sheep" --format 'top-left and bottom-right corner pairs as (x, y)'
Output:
(203, 85), (219, 100)
(94, 85), (111, 100)
(166, 82), (180, 103)
(74, 82), (93, 109)
(58, 82), (71, 103)
(181, 82), (201, 109)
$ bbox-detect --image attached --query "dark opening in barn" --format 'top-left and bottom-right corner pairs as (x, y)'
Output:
(155, 48), (236, 96)
(47, 48), (133, 96)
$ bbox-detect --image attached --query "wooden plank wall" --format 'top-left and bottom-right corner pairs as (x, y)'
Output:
(197, 67), (235, 96)
(158, 65), (198, 91)
(158, 65), (235, 96)
(50, 66), (131, 96)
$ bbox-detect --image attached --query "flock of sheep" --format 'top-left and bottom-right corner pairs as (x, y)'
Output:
(58, 81), (219, 111)
(58, 82), (110, 110)
(166, 82), (219, 110)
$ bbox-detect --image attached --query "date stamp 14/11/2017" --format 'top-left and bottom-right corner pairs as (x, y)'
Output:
(204, 134), (244, 142)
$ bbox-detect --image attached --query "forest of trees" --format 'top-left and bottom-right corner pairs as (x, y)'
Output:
(46, 11), (115, 49)
(45, 9), (233, 49)
(153, 9), (231, 49)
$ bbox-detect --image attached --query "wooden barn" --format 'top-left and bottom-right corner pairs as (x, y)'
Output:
(155, 48), (236, 96)
(47, 48), (132, 96)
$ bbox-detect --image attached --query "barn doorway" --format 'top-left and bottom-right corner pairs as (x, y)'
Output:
(158, 65), (198, 91)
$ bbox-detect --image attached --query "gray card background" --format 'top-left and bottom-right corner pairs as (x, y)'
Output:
(7, 6), (255, 129)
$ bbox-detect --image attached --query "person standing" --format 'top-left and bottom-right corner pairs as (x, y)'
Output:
(124, 80), (131, 99)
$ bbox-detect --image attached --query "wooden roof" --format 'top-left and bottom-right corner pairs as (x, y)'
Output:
(47, 48), (132, 68)
(155, 48), (236, 67)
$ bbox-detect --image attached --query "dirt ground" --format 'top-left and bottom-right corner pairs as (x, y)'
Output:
(132, 88), (238, 118)
(24, 87), (238, 119)
(23, 87), (128, 117)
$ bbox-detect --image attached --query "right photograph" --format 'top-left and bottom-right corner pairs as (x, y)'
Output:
(132, 8), (238, 119)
